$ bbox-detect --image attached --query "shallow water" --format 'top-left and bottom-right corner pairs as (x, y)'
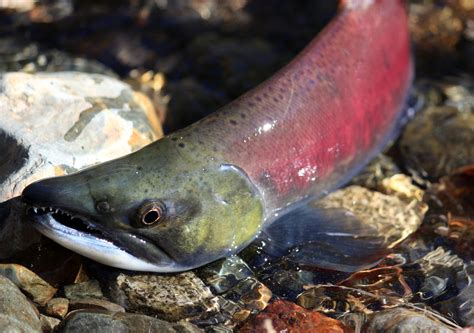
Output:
(0, 0), (473, 331)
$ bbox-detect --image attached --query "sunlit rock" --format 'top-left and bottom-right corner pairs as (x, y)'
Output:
(0, 275), (42, 332)
(104, 272), (215, 322)
(0, 263), (57, 306)
(56, 310), (203, 333)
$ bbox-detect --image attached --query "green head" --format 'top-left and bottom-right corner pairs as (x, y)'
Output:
(22, 137), (264, 272)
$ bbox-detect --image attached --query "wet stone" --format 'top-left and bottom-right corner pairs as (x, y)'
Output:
(40, 314), (61, 332)
(197, 255), (254, 294)
(297, 284), (403, 316)
(316, 185), (426, 248)
(105, 272), (214, 322)
(349, 154), (401, 191)
(45, 297), (69, 319)
(56, 310), (203, 333)
(399, 106), (474, 180)
(380, 173), (425, 202)
(0, 263), (57, 306)
(403, 247), (474, 326)
(365, 307), (456, 333)
(0, 274), (42, 332)
(425, 165), (474, 260)
(434, 262), (474, 327)
(238, 299), (349, 333)
(69, 297), (125, 313)
(64, 280), (104, 301)
(409, 2), (464, 73)
(223, 277), (272, 312)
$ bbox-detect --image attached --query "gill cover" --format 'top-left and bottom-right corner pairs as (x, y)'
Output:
(23, 137), (264, 272)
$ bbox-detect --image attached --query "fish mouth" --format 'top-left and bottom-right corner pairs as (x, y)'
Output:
(27, 206), (177, 272)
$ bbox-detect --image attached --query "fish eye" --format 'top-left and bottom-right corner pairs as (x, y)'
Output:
(136, 200), (165, 226)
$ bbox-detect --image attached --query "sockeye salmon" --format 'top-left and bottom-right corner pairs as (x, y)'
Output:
(22, 0), (413, 272)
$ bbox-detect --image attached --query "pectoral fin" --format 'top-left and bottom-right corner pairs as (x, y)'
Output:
(259, 203), (392, 272)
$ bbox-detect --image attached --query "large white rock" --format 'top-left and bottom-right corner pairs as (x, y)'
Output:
(0, 71), (162, 259)
(0, 71), (162, 201)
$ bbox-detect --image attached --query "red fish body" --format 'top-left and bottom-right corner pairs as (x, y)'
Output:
(184, 0), (412, 213)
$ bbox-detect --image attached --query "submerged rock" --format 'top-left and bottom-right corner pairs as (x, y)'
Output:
(223, 277), (272, 313)
(0, 275), (42, 332)
(400, 106), (474, 180)
(297, 284), (403, 316)
(365, 307), (456, 333)
(0, 263), (57, 306)
(104, 272), (215, 322)
(404, 247), (474, 327)
(197, 256), (254, 294)
(64, 280), (104, 301)
(316, 185), (426, 249)
(56, 310), (203, 333)
(425, 165), (474, 260)
(350, 154), (401, 191)
(45, 297), (69, 319)
(238, 299), (349, 333)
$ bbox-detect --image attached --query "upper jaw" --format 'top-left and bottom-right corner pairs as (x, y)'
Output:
(26, 205), (178, 272)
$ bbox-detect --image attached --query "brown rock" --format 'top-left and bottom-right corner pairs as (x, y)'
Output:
(56, 310), (203, 333)
(0, 263), (57, 306)
(106, 272), (214, 322)
(69, 298), (125, 313)
(316, 185), (426, 248)
(40, 314), (61, 332)
(365, 307), (456, 333)
(238, 300), (349, 333)
(45, 297), (69, 319)
(0, 275), (42, 332)
(64, 280), (103, 300)
(400, 106), (474, 180)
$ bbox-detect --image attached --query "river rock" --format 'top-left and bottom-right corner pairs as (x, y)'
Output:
(350, 154), (401, 191)
(0, 263), (57, 306)
(316, 185), (426, 248)
(56, 310), (203, 333)
(0, 71), (163, 258)
(0, 71), (162, 201)
(238, 299), (349, 333)
(0, 274), (42, 332)
(399, 106), (474, 180)
(365, 307), (455, 333)
(45, 297), (69, 319)
(197, 255), (254, 294)
(40, 314), (61, 332)
(104, 272), (214, 322)
(69, 297), (125, 313)
(64, 280), (104, 300)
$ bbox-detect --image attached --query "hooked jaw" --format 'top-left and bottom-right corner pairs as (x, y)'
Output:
(23, 180), (180, 273)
